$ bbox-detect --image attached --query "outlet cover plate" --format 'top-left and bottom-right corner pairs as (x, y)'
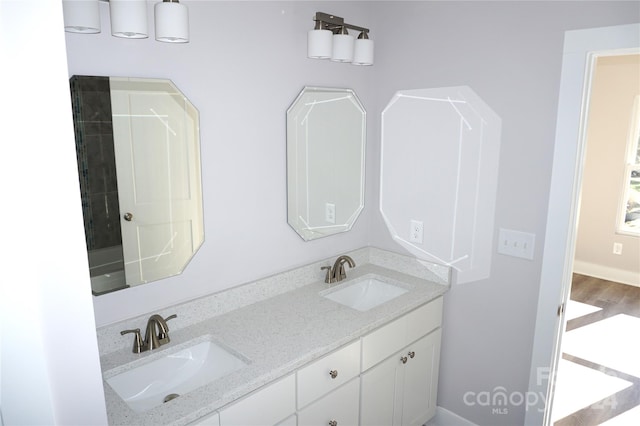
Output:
(409, 219), (424, 244)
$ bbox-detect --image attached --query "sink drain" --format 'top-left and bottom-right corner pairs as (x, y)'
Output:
(163, 393), (180, 403)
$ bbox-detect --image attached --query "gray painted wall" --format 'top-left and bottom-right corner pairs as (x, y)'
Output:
(367, 2), (639, 425)
(63, 2), (640, 425)
(65, 1), (377, 326)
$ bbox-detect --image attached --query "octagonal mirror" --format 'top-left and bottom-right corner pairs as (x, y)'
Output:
(380, 86), (501, 284)
(286, 87), (366, 241)
(70, 76), (204, 295)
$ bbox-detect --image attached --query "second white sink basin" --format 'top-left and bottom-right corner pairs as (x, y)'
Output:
(322, 275), (409, 311)
(106, 339), (246, 413)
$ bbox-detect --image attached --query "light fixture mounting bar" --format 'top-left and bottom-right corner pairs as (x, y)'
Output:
(313, 12), (369, 34)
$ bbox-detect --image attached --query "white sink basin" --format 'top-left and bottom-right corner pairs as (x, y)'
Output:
(106, 339), (246, 413)
(322, 276), (409, 311)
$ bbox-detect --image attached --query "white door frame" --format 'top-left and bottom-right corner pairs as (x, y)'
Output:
(525, 23), (640, 426)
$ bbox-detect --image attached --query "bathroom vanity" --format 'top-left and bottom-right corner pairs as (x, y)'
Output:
(98, 247), (449, 425)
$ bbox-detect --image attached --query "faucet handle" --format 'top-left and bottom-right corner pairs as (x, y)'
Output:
(121, 328), (143, 353)
(158, 314), (177, 344)
(321, 266), (332, 283)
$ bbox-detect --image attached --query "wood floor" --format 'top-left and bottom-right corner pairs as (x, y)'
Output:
(554, 274), (640, 426)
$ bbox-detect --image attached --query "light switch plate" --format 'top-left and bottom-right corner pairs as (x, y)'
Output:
(497, 228), (535, 260)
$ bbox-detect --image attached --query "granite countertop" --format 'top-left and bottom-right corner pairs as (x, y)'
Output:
(101, 261), (449, 425)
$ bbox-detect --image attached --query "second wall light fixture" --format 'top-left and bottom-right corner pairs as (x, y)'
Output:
(62, 0), (189, 43)
(308, 12), (374, 66)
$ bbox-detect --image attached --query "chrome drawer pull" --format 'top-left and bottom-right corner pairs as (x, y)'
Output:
(400, 356), (408, 364)
(329, 370), (338, 379)
(408, 351), (415, 359)
(329, 421), (338, 426)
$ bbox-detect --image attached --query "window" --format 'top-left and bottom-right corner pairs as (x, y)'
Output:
(618, 95), (640, 235)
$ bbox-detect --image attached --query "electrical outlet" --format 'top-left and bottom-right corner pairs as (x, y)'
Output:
(497, 228), (536, 260)
(409, 220), (424, 243)
(325, 203), (336, 224)
(613, 242), (623, 255)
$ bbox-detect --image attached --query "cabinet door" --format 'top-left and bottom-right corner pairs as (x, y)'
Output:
(297, 379), (360, 426)
(219, 375), (295, 426)
(360, 353), (403, 426)
(401, 330), (441, 426)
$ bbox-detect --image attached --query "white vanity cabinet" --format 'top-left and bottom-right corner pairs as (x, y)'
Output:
(218, 375), (295, 426)
(361, 297), (443, 426)
(190, 297), (443, 426)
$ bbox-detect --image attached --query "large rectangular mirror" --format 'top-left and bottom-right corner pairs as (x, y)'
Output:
(70, 76), (204, 295)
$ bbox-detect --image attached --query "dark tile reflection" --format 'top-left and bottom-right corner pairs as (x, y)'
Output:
(70, 75), (123, 259)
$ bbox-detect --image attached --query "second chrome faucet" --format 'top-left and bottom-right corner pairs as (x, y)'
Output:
(322, 255), (356, 284)
(121, 313), (177, 353)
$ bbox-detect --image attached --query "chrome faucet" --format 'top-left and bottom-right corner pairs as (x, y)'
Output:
(121, 313), (177, 353)
(321, 255), (356, 283)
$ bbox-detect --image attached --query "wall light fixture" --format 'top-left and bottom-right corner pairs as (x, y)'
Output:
(307, 12), (373, 66)
(62, 0), (189, 43)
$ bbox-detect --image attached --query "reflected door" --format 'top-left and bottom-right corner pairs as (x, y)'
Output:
(110, 78), (202, 284)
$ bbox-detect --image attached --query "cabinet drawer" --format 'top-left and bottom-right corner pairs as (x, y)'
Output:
(219, 375), (295, 426)
(297, 340), (361, 408)
(298, 379), (360, 426)
(405, 297), (442, 344)
(362, 297), (443, 371)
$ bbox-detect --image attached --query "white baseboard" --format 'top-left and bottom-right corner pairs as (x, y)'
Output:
(573, 260), (640, 288)
(425, 407), (477, 426)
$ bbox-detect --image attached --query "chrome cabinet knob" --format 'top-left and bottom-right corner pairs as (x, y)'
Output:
(408, 351), (415, 359)
(400, 356), (408, 364)
(123, 212), (133, 221)
(329, 370), (338, 379)
(329, 420), (338, 426)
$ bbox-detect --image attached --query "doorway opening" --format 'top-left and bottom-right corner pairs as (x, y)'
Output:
(550, 52), (640, 425)
(525, 24), (640, 426)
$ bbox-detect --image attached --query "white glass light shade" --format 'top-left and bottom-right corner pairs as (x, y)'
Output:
(331, 33), (354, 62)
(110, 0), (148, 39)
(63, 0), (100, 34)
(155, 1), (189, 43)
(352, 38), (374, 66)
(307, 29), (333, 59)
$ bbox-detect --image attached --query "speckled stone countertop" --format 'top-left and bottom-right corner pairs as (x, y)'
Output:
(100, 247), (450, 425)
